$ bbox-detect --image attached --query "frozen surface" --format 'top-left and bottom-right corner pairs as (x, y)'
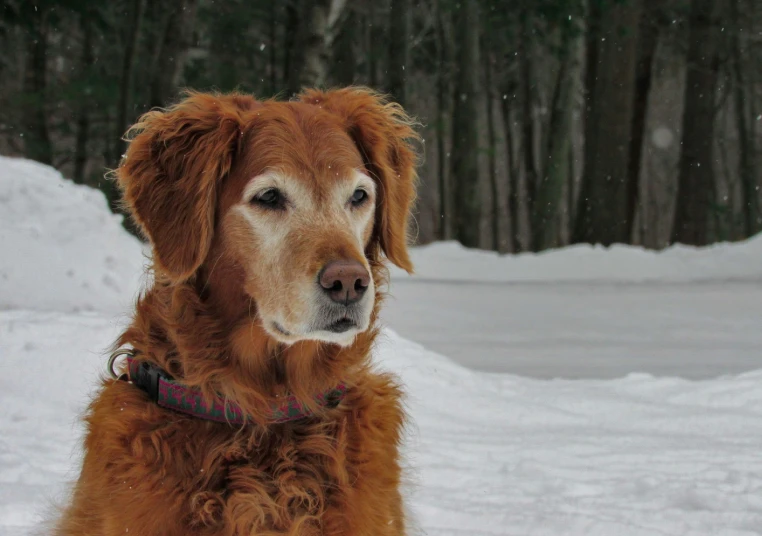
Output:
(0, 156), (147, 313)
(382, 279), (762, 379)
(2, 314), (761, 536)
(390, 238), (762, 284)
(2, 157), (761, 535)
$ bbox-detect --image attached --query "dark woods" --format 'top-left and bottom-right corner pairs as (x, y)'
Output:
(1, 0), (760, 252)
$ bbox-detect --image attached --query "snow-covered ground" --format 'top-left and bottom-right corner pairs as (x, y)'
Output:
(0, 157), (145, 313)
(382, 279), (762, 379)
(2, 156), (761, 535)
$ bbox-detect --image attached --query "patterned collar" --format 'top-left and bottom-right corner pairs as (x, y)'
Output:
(109, 350), (347, 425)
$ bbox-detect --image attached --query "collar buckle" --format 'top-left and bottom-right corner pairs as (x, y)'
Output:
(130, 361), (170, 403)
(107, 349), (135, 380)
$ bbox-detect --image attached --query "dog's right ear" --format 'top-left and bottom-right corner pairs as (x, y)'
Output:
(118, 92), (255, 282)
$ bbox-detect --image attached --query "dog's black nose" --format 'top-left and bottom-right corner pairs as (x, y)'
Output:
(319, 260), (370, 305)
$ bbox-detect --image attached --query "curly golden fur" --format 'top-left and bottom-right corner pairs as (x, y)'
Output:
(55, 88), (419, 536)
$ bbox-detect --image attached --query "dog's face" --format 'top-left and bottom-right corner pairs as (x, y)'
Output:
(118, 89), (417, 348)
(219, 108), (378, 345)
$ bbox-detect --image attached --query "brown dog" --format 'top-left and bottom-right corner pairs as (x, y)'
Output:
(55, 88), (418, 536)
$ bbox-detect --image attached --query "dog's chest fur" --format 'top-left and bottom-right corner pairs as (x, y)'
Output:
(61, 373), (405, 536)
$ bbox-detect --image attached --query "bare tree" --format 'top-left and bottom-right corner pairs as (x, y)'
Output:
(574, 0), (643, 245)
(730, 0), (760, 238)
(285, 0), (346, 96)
(533, 25), (582, 251)
(73, 13), (94, 184)
(387, 0), (411, 107)
(671, 0), (721, 245)
(150, 0), (199, 109)
(626, 0), (661, 241)
(451, 0), (482, 248)
(115, 0), (146, 164)
(21, 4), (52, 165)
(434, 0), (453, 240)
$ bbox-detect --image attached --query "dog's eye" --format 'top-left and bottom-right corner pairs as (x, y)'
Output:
(350, 188), (368, 207)
(252, 188), (285, 210)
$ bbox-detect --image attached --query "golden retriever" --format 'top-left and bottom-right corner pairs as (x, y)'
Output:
(55, 87), (418, 536)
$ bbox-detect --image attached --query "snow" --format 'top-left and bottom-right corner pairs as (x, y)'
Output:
(381, 280), (762, 379)
(390, 238), (762, 284)
(2, 157), (762, 535)
(0, 156), (146, 313)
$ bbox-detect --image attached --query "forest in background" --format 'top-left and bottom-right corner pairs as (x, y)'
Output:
(1, 0), (761, 252)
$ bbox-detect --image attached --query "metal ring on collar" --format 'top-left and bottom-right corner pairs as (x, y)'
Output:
(107, 348), (135, 380)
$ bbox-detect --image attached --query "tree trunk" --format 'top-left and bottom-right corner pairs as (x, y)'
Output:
(269, 1), (279, 94)
(435, 0), (452, 240)
(671, 0), (721, 245)
(575, 0), (599, 242)
(532, 29), (581, 251)
(387, 0), (410, 107)
(150, 0), (199, 109)
(625, 0), (660, 242)
(519, 13), (538, 224)
(573, 0), (643, 245)
(286, 0), (344, 96)
(501, 95), (521, 252)
(115, 0), (146, 165)
(22, 5), (52, 165)
(483, 47), (500, 251)
(366, 1), (381, 88)
(73, 15), (94, 185)
(730, 0), (760, 238)
(284, 1), (299, 91)
(331, 5), (357, 86)
(451, 0), (482, 248)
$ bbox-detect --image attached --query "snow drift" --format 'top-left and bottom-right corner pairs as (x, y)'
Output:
(0, 156), (146, 313)
(2, 157), (762, 535)
(392, 237), (762, 283)
(3, 154), (762, 316)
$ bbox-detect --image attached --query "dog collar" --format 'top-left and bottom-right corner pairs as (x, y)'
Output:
(109, 350), (347, 425)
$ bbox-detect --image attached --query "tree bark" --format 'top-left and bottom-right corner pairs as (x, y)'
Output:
(331, 5), (357, 86)
(73, 15), (94, 185)
(269, 1), (279, 94)
(573, 0), (643, 245)
(532, 28), (581, 251)
(22, 4), (52, 165)
(366, 1), (381, 88)
(285, 0), (344, 96)
(519, 13), (538, 223)
(671, 0), (721, 245)
(451, 0), (482, 248)
(115, 0), (146, 165)
(730, 0), (760, 238)
(387, 0), (411, 107)
(625, 0), (660, 242)
(501, 95), (521, 252)
(483, 46), (500, 251)
(435, 0), (452, 240)
(150, 0), (199, 109)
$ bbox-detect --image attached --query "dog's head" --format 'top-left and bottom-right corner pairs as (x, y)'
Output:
(118, 89), (417, 347)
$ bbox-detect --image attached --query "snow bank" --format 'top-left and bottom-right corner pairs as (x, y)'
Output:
(392, 238), (762, 283)
(3, 158), (762, 535)
(375, 330), (762, 535)
(3, 155), (760, 315)
(2, 313), (761, 536)
(0, 157), (146, 313)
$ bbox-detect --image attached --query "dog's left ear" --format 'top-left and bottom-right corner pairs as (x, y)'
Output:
(118, 92), (255, 282)
(300, 87), (419, 273)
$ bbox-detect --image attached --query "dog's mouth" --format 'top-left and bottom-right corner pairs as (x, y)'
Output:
(265, 303), (369, 346)
(273, 316), (360, 337)
(323, 317), (357, 333)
